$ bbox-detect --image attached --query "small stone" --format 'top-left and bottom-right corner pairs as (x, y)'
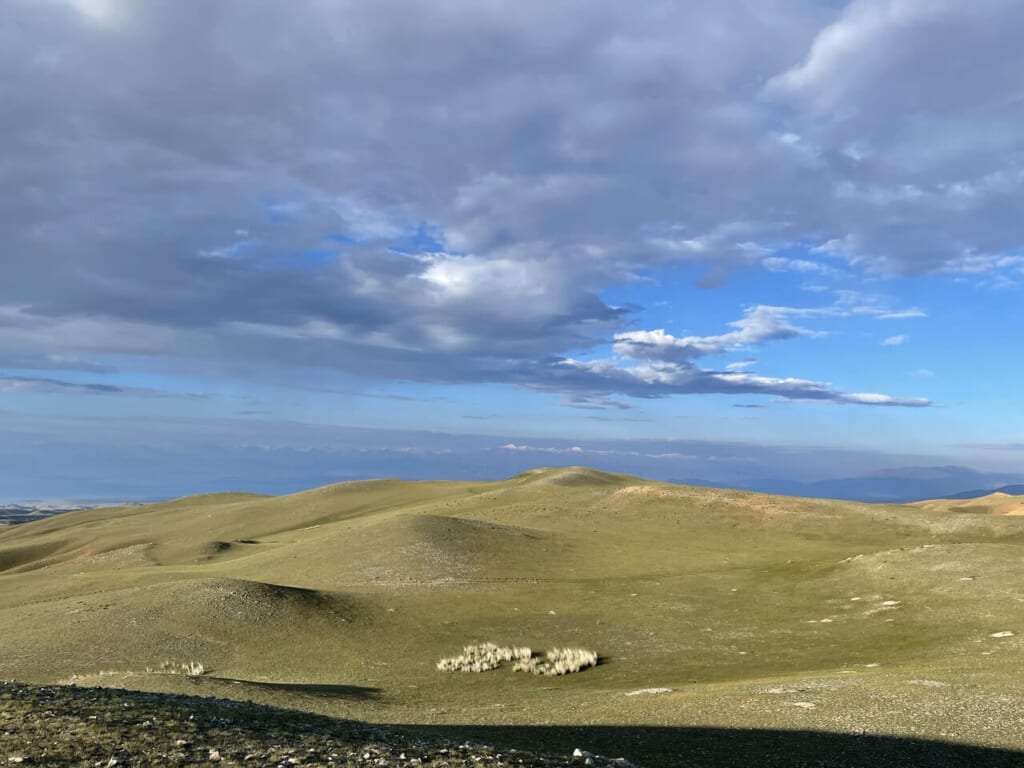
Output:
(990, 631), (1015, 638)
(208, 749), (221, 762)
(791, 701), (816, 709)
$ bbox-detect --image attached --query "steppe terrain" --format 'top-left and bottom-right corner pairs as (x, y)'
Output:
(3, 467), (1024, 766)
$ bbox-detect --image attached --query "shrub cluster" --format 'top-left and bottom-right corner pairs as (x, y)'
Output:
(436, 643), (533, 672)
(151, 660), (207, 677)
(437, 643), (597, 675)
(513, 647), (598, 676)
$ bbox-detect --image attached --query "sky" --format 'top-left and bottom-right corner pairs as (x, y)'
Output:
(2, 0), (1023, 501)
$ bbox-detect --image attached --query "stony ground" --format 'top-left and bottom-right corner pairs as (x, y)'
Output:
(0, 683), (633, 768)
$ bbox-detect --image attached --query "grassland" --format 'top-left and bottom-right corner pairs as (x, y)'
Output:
(2, 467), (1024, 766)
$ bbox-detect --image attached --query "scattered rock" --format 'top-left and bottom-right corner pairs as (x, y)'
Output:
(990, 631), (1015, 638)
(624, 688), (673, 696)
(0, 680), (648, 768)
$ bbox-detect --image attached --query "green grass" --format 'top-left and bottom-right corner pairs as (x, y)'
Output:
(2, 466), (1024, 767)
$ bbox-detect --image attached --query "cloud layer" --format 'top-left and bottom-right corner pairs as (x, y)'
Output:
(4, 1), (1019, 405)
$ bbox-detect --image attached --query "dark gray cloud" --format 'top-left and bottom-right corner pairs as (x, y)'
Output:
(1, 1), (1015, 404)
(0, 373), (209, 399)
(0, 374), (122, 395)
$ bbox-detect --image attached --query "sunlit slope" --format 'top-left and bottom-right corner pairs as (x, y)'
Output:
(912, 491), (1024, 516)
(2, 467), (1024, 756)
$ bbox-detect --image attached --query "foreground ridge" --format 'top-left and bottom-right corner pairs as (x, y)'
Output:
(0, 682), (635, 768)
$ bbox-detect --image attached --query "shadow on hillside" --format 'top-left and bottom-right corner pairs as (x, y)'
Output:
(397, 723), (1024, 768)
(213, 678), (381, 700)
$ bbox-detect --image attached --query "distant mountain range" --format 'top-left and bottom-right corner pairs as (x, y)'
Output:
(713, 466), (1024, 504)
(4, 468), (1023, 519)
(0, 502), (96, 526)
(941, 484), (1024, 500)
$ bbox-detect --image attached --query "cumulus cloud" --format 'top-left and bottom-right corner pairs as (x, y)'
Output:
(765, 0), (1024, 275)
(613, 305), (819, 364)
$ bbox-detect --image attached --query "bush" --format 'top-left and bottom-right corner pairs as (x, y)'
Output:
(437, 643), (597, 675)
(436, 643), (532, 672)
(151, 660), (207, 677)
(513, 647), (598, 676)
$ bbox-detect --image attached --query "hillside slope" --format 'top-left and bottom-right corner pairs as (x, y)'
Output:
(3, 468), (1024, 767)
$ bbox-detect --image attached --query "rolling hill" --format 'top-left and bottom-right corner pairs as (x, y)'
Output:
(2, 467), (1024, 767)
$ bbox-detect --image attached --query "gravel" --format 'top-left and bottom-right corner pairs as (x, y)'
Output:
(0, 683), (635, 768)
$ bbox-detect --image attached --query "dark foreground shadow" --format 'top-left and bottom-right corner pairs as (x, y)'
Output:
(395, 724), (1024, 768)
(211, 677), (381, 700)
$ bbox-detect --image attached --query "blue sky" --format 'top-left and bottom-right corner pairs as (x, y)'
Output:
(2, 0), (1023, 501)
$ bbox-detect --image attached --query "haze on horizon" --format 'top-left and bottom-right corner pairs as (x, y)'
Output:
(1, 0), (1022, 501)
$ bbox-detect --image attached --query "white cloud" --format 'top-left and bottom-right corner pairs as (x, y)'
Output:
(614, 305), (817, 363)
(54, 0), (125, 26)
(726, 359), (757, 371)
(761, 256), (834, 274)
(882, 334), (909, 346)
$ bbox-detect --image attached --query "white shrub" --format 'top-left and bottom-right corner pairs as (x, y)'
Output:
(540, 647), (598, 676)
(437, 643), (597, 675)
(153, 660), (207, 677)
(436, 643), (533, 672)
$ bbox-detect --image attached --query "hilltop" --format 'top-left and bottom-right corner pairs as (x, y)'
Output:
(3, 467), (1024, 767)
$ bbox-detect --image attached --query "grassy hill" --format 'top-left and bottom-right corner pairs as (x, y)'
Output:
(3, 467), (1024, 766)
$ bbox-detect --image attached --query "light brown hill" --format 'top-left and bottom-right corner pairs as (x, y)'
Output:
(911, 491), (1024, 516)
